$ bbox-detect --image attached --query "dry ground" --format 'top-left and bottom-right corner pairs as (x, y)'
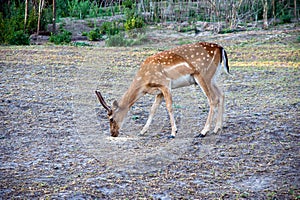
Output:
(0, 25), (299, 199)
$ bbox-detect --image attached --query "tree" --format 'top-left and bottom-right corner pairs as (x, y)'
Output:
(37, 0), (45, 35)
(262, 0), (268, 29)
(294, 0), (298, 21)
(24, 0), (28, 31)
(52, 0), (56, 33)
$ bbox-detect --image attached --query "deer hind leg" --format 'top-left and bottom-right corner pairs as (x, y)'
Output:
(160, 86), (177, 138)
(194, 74), (218, 137)
(140, 93), (163, 135)
(212, 83), (224, 133)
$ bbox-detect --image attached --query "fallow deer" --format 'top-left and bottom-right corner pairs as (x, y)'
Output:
(96, 42), (230, 138)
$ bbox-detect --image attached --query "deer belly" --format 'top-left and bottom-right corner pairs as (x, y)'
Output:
(171, 75), (196, 89)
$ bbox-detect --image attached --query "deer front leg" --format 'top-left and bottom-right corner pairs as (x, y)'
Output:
(160, 87), (177, 138)
(140, 93), (163, 135)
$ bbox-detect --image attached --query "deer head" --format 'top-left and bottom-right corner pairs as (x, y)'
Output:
(95, 91), (122, 137)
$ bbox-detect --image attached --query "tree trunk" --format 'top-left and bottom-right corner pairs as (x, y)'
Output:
(294, 0), (298, 21)
(24, 0), (28, 31)
(52, 0), (56, 33)
(37, 0), (44, 35)
(262, 0), (268, 29)
(271, 0), (275, 20)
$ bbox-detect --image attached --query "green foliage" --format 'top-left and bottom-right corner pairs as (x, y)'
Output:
(106, 33), (128, 47)
(122, 0), (144, 33)
(106, 32), (147, 47)
(87, 28), (101, 41)
(88, 1), (100, 18)
(72, 41), (91, 46)
(67, 0), (90, 19)
(49, 30), (72, 44)
(8, 30), (30, 45)
(122, 0), (135, 9)
(280, 11), (292, 24)
(124, 16), (144, 32)
(0, 1), (51, 45)
(0, 4), (30, 45)
(56, 0), (69, 18)
(100, 21), (121, 36)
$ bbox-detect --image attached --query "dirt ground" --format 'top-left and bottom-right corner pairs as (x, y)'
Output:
(0, 24), (299, 199)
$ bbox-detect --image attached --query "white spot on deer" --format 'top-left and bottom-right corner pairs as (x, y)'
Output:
(155, 72), (163, 76)
(145, 71), (151, 76)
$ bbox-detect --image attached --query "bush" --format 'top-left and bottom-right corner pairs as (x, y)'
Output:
(49, 30), (72, 44)
(106, 32), (147, 47)
(87, 28), (101, 41)
(106, 33), (129, 47)
(124, 15), (144, 32)
(8, 30), (30, 45)
(72, 41), (91, 46)
(100, 21), (120, 36)
(280, 12), (292, 24)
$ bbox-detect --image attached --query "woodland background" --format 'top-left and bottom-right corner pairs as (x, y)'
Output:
(0, 0), (298, 45)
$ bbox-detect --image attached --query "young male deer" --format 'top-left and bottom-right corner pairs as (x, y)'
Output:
(96, 42), (229, 138)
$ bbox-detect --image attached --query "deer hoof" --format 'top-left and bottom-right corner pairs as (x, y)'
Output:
(195, 133), (206, 138)
(168, 135), (175, 139)
(213, 127), (222, 134)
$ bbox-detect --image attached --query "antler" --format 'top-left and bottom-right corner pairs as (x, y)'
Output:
(95, 90), (111, 112)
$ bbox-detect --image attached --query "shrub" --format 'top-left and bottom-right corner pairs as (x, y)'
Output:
(106, 32), (148, 47)
(124, 15), (144, 32)
(72, 41), (91, 46)
(49, 30), (72, 44)
(8, 30), (30, 45)
(280, 12), (292, 24)
(100, 21), (120, 36)
(87, 28), (101, 41)
(106, 33), (129, 47)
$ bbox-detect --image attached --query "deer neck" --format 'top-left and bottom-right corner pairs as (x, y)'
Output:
(118, 78), (144, 110)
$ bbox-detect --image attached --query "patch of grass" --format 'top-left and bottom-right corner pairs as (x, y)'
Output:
(72, 41), (91, 47)
(106, 32), (148, 47)
(177, 39), (193, 46)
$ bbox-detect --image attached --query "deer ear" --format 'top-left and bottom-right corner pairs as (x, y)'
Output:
(112, 100), (119, 109)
